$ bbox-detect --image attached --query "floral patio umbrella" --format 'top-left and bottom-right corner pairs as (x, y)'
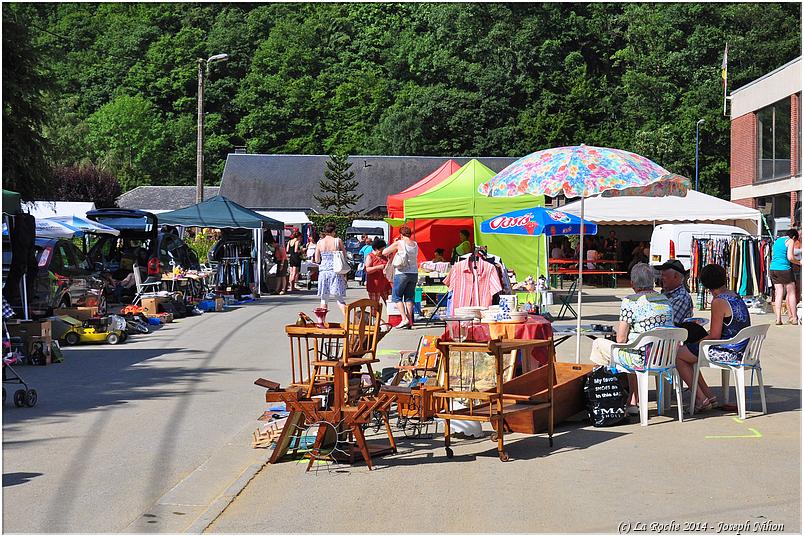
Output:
(479, 145), (691, 363)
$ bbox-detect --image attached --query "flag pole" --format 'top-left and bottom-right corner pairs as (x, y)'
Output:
(575, 197), (584, 364)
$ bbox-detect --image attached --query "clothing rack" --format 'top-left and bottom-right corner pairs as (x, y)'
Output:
(690, 235), (771, 309)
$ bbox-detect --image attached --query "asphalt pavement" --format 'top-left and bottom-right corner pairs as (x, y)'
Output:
(2, 290), (325, 533)
(2, 284), (800, 534)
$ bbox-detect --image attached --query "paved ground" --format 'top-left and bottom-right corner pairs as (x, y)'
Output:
(3, 284), (800, 533)
(2, 291), (323, 533)
(207, 286), (802, 534)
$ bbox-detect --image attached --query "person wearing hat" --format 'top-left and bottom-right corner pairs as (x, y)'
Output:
(658, 259), (693, 324)
(659, 259), (708, 345)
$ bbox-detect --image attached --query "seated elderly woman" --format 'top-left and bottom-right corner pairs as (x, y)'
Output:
(590, 263), (676, 413)
(675, 263), (751, 412)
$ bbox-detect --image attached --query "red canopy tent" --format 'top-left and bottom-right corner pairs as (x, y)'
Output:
(386, 160), (474, 262)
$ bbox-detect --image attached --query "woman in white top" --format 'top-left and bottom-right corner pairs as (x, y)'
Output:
(313, 222), (348, 316)
(382, 225), (419, 329)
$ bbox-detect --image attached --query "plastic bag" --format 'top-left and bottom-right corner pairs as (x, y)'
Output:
(583, 366), (630, 427)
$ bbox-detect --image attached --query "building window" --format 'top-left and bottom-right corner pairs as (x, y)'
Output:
(757, 97), (792, 182)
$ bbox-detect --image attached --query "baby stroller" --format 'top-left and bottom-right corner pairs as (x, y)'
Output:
(2, 323), (37, 407)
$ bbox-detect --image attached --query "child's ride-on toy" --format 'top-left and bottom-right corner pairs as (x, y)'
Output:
(61, 315), (127, 346)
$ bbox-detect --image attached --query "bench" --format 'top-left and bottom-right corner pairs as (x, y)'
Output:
(553, 269), (627, 289)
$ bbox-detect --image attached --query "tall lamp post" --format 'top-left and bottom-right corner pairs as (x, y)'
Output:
(695, 118), (705, 191)
(196, 53), (229, 203)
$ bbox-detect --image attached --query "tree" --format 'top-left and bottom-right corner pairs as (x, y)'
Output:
(85, 94), (163, 190)
(52, 163), (122, 208)
(2, 4), (53, 201)
(315, 154), (362, 215)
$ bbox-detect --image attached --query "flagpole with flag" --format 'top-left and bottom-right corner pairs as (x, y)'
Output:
(722, 43), (729, 116)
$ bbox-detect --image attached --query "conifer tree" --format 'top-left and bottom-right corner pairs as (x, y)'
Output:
(314, 154), (363, 215)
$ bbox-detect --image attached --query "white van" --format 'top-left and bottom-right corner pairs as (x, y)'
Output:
(649, 223), (750, 270)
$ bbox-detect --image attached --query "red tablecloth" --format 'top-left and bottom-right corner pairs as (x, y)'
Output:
(443, 316), (553, 371)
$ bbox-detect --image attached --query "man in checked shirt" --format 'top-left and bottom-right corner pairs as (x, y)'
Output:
(659, 259), (706, 343)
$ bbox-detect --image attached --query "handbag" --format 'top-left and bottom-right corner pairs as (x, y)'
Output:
(392, 244), (409, 268)
(332, 251), (351, 275)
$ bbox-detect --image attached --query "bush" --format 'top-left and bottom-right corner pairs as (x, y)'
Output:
(308, 214), (355, 239)
(185, 231), (217, 264)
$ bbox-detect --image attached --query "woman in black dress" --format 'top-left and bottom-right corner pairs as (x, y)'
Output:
(287, 230), (303, 292)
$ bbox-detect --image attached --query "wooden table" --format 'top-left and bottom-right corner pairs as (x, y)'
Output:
(434, 338), (555, 462)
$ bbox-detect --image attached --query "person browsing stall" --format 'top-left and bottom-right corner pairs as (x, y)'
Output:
(383, 226), (419, 329)
(365, 238), (391, 305)
(314, 222), (348, 316)
(432, 248), (446, 263)
(769, 228), (800, 325)
(358, 236), (374, 286)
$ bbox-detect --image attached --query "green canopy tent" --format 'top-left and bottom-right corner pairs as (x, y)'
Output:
(402, 160), (547, 279)
(158, 196), (284, 297)
(157, 195), (283, 230)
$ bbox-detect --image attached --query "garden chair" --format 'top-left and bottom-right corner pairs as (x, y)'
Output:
(690, 324), (770, 420)
(132, 264), (162, 305)
(610, 327), (688, 427)
(389, 335), (441, 387)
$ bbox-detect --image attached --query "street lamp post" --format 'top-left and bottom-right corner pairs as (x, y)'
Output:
(695, 118), (705, 191)
(196, 53), (229, 203)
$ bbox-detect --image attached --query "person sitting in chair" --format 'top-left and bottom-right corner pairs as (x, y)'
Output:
(675, 264), (752, 413)
(589, 263), (675, 415)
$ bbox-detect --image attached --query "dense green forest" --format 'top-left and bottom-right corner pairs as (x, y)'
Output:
(3, 3), (801, 202)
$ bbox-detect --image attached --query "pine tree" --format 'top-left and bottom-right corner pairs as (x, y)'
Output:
(314, 154), (363, 215)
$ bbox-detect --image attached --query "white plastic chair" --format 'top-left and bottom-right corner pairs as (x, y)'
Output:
(610, 327), (688, 427)
(690, 324), (770, 420)
(132, 264), (162, 305)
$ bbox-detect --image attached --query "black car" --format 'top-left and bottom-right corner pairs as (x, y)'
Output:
(86, 209), (199, 279)
(2, 237), (107, 317)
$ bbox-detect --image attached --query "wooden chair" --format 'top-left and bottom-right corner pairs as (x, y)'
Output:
(308, 299), (383, 407)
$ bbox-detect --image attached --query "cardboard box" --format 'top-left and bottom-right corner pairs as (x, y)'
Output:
(53, 307), (98, 321)
(6, 320), (52, 340)
(215, 297), (224, 312)
(141, 297), (169, 315)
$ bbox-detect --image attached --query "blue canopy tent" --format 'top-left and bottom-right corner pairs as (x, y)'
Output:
(157, 196), (284, 296)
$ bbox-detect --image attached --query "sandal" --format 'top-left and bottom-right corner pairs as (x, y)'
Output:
(693, 396), (716, 413)
(776, 320), (784, 326)
(789, 319), (800, 325)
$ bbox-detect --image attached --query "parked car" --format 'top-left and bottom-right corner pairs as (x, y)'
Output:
(86, 209), (199, 280)
(649, 223), (750, 271)
(1, 237), (108, 317)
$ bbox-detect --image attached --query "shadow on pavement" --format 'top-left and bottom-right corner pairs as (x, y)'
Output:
(1, 347), (241, 433)
(3, 472), (43, 487)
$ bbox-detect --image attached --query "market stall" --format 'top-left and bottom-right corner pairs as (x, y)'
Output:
(158, 196), (283, 296)
(386, 159), (471, 262)
(399, 159), (547, 280)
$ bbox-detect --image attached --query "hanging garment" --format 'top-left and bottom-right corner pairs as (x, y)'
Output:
(444, 256), (503, 313)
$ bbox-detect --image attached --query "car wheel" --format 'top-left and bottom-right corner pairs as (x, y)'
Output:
(64, 332), (80, 346)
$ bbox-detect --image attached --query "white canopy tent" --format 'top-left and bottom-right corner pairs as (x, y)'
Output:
(560, 190), (763, 235)
(26, 201), (96, 219)
(254, 211), (311, 226)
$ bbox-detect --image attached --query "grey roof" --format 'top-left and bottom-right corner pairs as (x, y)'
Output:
(218, 154), (519, 214)
(117, 186), (220, 211)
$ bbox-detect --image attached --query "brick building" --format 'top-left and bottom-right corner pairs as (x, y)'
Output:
(730, 57), (802, 235)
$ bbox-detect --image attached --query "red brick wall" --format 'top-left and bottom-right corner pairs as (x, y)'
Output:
(733, 198), (757, 209)
(730, 113), (757, 190)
